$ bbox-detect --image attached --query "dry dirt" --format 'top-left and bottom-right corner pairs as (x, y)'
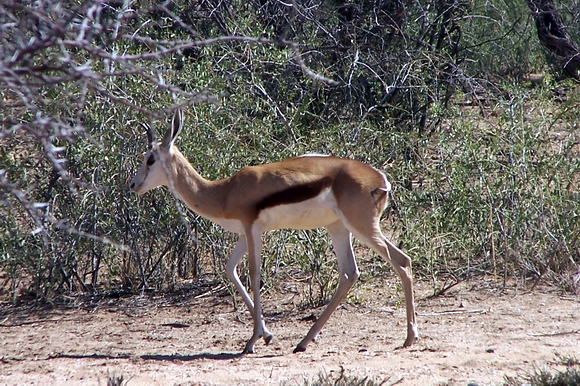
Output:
(0, 280), (578, 386)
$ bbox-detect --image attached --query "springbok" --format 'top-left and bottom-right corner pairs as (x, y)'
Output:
(130, 109), (418, 354)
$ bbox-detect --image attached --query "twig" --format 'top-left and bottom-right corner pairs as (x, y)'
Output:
(427, 280), (463, 299)
(528, 329), (580, 337)
(0, 318), (65, 327)
(418, 309), (487, 317)
(194, 284), (226, 299)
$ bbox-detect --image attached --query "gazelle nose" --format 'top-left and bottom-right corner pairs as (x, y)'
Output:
(130, 182), (135, 189)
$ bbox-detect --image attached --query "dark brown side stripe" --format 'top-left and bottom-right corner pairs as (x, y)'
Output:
(255, 177), (333, 211)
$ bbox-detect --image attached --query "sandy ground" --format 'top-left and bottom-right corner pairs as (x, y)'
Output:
(0, 279), (578, 386)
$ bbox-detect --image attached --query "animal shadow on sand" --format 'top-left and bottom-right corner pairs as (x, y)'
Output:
(140, 351), (281, 361)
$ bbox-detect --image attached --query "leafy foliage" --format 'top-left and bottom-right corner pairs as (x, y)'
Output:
(505, 355), (580, 386)
(1, 0), (579, 302)
(290, 366), (390, 386)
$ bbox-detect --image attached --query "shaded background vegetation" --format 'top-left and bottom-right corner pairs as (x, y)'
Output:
(1, 0), (579, 303)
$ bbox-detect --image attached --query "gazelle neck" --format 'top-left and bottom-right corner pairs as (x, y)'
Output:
(166, 147), (226, 220)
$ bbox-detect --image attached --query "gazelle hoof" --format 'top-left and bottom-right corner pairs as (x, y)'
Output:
(242, 344), (255, 354)
(264, 333), (273, 345)
(403, 336), (416, 348)
(293, 345), (306, 354)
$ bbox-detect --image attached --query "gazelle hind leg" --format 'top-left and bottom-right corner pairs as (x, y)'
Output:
(383, 238), (418, 346)
(225, 237), (273, 350)
(294, 221), (358, 353)
(357, 226), (418, 347)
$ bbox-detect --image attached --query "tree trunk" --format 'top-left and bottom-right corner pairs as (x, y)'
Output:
(528, 0), (580, 80)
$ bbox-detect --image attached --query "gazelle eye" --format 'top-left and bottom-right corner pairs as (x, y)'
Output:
(146, 154), (155, 166)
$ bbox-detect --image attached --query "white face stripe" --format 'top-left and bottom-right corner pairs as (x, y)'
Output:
(131, 149), (170, 194)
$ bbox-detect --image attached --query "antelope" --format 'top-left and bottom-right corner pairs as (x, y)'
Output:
(130, 109), (418, 354)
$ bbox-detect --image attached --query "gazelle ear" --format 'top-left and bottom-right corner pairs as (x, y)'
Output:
(141, 122), (156, 150)
(161, 109), (184, 149)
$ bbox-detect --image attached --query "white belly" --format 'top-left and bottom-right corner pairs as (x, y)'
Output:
(256, 188), (340, 231)
(212, 217), (245, 234)
(205, 188), (340, 235)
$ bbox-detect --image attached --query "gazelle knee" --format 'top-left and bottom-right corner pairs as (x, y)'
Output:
(396, 254), (412, 270)
(388, 245), (412, 270)
(225, 260), (238, 281)
(341, 267), (359, 286)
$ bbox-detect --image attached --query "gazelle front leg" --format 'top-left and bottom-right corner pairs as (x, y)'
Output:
(294, 221), (358, 353)
(225, 236), (273, 351)
(241, 226), (268, 354)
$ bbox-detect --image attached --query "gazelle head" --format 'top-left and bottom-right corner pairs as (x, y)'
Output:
(130, 109), (184, 194)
